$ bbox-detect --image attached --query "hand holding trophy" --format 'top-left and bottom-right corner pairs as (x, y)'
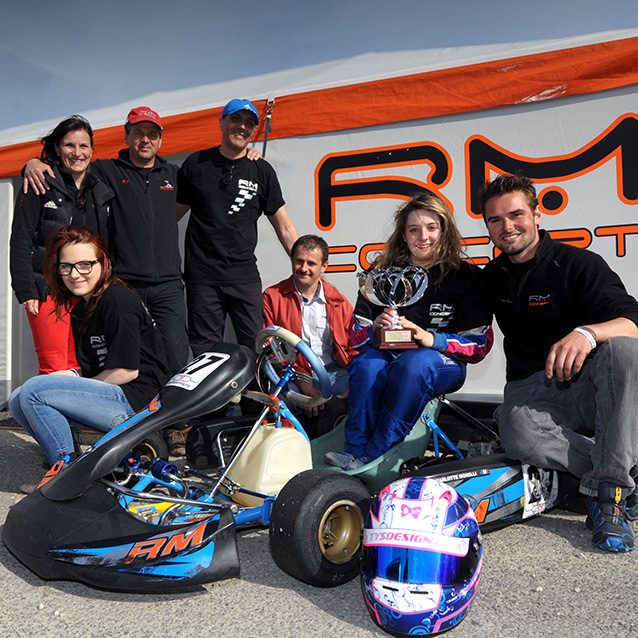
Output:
(358, 266), (428, 349)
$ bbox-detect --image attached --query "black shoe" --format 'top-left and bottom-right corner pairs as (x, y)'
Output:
(586, 483), (634, 553)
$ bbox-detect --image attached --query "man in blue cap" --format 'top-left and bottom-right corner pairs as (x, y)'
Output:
(177, 99), (298, 356)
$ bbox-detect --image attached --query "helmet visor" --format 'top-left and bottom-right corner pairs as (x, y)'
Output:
(362, 529), (481, 586)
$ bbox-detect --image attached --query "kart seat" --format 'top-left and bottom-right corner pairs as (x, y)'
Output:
(310, 398), (441, 492)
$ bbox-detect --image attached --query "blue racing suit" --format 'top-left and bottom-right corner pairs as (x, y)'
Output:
(345, 261), (493, 460)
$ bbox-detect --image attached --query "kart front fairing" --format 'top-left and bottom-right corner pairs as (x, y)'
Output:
(3, 343), (256, 592)
(4, 483), (239, 592)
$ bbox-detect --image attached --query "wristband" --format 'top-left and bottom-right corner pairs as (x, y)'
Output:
(572, 327), (597, 349)
(69, 368), (80, 377)
(578, 325), (598, 342)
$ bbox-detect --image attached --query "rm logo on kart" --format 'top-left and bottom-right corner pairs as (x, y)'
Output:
(125, 520), (208, 563)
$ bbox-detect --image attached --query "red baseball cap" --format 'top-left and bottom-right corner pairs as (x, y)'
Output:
(126, 106), (163, 131)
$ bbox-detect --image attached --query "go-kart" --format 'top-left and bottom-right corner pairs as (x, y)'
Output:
(3, 328), (370, 592)
(3, 326), (567, 593)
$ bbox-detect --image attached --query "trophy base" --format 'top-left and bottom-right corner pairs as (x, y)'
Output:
(374, 327), (418, 350)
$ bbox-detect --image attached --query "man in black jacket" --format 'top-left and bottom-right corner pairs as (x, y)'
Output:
(25, 107), (189, 377)
(480, 173), (638, 553)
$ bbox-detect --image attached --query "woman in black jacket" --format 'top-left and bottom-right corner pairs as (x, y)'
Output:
(10, 115), (113, 374)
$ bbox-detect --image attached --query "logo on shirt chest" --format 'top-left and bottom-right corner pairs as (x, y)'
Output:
(429, 303), (453, 329)
(238, 179), (258, 192)
(529, 294), (550, 307)
(228, 180), (259, 215)
(90, 335), (107, 366)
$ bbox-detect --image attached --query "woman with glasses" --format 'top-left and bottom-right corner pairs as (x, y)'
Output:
(9, 225), (169, 493)
(10, 115), (113, 375)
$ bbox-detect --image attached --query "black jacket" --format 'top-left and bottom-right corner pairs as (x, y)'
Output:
(93, 151), (181, 283)
(485, 230), (638, 381)
(10, 166), (113, 302)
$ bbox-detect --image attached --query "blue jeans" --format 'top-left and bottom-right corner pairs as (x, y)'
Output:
(306, 362), (349, 396)
(496, 337), (638, 496)
(9, 375), (133, 466)
(345, 346), (466, 460)
(324, 362), (349, 396)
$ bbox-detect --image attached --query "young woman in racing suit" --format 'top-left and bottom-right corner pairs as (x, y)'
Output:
(325, 192), (493, 470)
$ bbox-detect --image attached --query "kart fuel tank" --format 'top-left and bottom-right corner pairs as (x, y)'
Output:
(225, 425), (312, 507)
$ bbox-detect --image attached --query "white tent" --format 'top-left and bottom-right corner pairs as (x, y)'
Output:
(1, 28), (637, 404)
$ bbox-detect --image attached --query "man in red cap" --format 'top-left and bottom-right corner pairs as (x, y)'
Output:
(24, 107), (189, 387)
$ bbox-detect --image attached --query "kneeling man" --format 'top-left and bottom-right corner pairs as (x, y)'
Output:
(480, 173), (638, 553)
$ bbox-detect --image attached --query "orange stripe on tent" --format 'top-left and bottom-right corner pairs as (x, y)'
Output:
(0, 107), (233, 180)
(1, 36), (637, 178)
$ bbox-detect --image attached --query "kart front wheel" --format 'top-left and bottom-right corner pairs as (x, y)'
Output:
(269, 469), (370, 587)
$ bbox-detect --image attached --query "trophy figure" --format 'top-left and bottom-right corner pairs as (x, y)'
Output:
(357, 266), (429, 349)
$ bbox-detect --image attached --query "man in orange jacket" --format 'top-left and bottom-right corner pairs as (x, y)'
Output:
(263, 235), (356, 430)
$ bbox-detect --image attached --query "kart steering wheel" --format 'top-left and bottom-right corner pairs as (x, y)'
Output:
(255, 326), (333, 408)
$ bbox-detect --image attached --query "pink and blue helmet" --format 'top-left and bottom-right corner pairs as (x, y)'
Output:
(361, 476), (482, 636)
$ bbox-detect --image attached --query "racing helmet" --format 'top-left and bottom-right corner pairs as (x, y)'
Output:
(361, 476), (482, 636)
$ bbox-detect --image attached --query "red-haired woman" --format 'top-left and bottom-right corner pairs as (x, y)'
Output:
(9, 226), (169, 492)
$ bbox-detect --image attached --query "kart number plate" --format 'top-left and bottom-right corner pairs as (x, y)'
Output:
(167, 352), (231, 390)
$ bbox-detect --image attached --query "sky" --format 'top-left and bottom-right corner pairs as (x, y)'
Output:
(1, 0), (636, 133)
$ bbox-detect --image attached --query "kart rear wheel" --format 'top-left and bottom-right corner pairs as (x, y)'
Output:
(269, 469), (370, 587)
(134, 431), (169, 462)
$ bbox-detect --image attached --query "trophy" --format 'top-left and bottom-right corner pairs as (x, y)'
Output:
(357, 266), (429, 349)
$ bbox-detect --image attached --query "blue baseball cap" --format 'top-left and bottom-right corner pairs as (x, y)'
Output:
(221, 98), (259, 125)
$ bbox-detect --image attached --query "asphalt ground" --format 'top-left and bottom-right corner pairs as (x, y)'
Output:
(0, 419), (636, 638)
